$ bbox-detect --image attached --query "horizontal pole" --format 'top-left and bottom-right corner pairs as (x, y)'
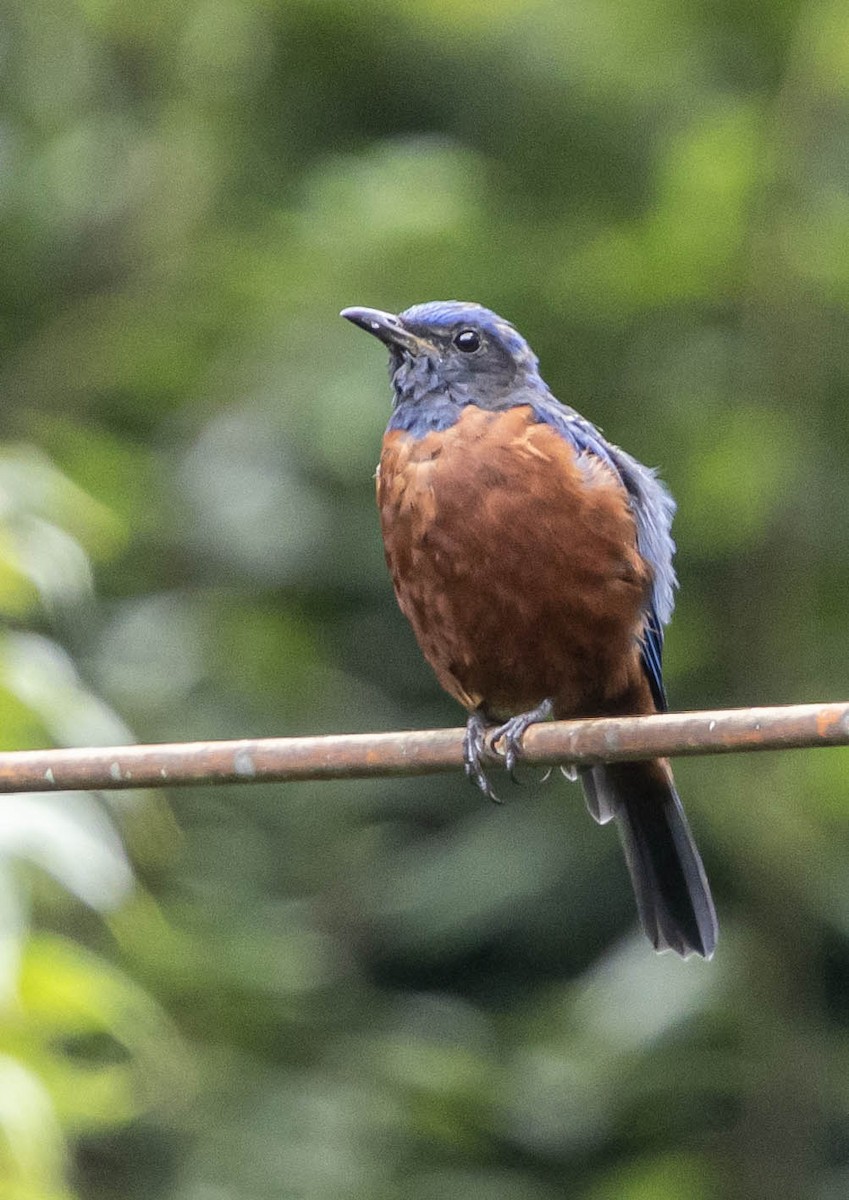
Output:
(0, 702), (845, 794)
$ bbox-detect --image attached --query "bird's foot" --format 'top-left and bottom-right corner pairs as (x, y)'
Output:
(463, 709), (502, 803)
(464, 700), (556, 801)
(489, 698), (555, 777)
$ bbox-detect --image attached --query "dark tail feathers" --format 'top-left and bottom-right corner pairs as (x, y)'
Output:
(582, 759), (717, 959)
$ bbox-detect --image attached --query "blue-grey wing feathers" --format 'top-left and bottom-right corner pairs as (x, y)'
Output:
(530, 394), (677, 711)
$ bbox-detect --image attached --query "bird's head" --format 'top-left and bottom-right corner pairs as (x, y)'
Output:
(341, 301), (542, 405)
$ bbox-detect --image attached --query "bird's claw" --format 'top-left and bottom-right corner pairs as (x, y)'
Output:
(538, 762), (578, 785)
(463, 711), (501, 802)
(490, 716), (528, 779)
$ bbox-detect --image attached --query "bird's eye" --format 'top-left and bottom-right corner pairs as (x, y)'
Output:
(453, 329), (481, 353)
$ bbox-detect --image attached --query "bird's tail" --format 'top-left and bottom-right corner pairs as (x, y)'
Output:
(581, 759), (717, 959)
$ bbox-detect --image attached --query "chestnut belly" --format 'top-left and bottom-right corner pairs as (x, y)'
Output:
(378, 405), (654, 719)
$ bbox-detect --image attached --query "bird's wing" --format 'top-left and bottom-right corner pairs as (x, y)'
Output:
(530, 397), (677, 712)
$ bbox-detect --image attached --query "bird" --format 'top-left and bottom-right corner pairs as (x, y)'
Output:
(341, 300), (717, 959)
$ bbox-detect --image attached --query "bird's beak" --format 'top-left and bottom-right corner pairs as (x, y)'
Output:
(340, 307), (432, 356)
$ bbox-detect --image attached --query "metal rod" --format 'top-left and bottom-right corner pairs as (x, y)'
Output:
(0, 702), (846, 794)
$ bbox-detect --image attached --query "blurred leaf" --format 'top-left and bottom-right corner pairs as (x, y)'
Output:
(18, 934), (191, 1123)
(0, 793), (132, 912)
(585, 1153), (716, 1200)
(0, 1055), (69, 1200)
(0, 632), (134, 749)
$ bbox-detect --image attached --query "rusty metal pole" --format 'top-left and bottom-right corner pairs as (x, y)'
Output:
(0, 702), (845, 794)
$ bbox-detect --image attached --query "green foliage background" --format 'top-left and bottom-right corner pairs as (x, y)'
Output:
(1, 1), (849, 1196)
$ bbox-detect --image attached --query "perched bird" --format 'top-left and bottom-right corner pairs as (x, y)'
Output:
(341, 300), (717, 959)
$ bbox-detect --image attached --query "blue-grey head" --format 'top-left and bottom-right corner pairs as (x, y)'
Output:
(340, 301), (543, 410)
